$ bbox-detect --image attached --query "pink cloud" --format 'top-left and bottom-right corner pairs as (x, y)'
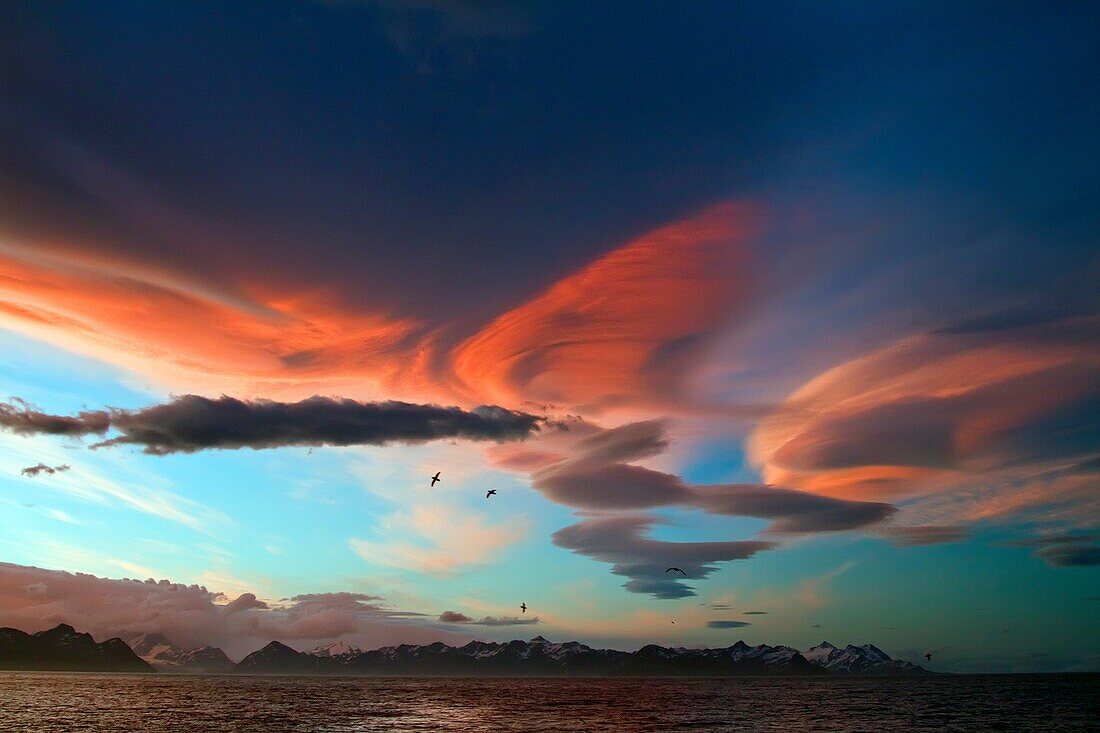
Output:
(0, 562), (454, 658)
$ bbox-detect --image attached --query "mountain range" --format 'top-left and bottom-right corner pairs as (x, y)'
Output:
(1, 625), (928, 676)
(0, 624), (152, 672)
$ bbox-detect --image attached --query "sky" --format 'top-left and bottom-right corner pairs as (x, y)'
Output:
(0, 1), (1097, 672)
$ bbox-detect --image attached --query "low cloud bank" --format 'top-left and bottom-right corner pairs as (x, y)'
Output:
(0, 395), (541, 454)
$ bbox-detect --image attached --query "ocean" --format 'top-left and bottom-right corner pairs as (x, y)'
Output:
(0, 673), (1096, 731)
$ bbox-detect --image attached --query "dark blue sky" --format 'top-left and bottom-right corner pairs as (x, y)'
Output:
(3, 1), (1096, 327)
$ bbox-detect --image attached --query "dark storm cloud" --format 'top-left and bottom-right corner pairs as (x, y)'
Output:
(0, 396), (540, 454)
(707, 621), (751, 629)
(1011, 535), (1100, 567)
(20, 463), (71, 477)
(438, 611), (538, 626)
(1037, 545), (1100, 566)
(0, 399), (110, 437)
(879, 525), (968, 547)
(551, 515), (775, 599)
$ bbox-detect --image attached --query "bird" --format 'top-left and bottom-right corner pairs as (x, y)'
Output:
(430, 471), (441, 487)
(666, 567), (686, 575)
(486, 489), (497, 498)
(520, 602), (527, 613)
(925, 652), (933, 662)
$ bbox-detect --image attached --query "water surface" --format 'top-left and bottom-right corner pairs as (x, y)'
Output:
(0, 673), (1096, 731)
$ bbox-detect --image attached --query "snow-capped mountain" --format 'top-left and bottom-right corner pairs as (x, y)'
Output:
(0, 622), (930, 676)
(803, 641), (922, 675)
(235, 636), (929, 676)
(307, 641), (363, 658)
(128, 632), (234, 673)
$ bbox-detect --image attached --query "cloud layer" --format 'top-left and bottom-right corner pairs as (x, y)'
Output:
(531, 420), (897, 534)
(552, 515), (775, 599)
(438, 611), (539, 626)
(0, 562), (445, 658)
(749, 318), (1100, 522)
(451, 202), (763, 411)
(0, 395), (540, 454)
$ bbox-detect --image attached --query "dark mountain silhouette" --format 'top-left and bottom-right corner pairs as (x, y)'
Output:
(0, 624), (153, 672)
(0, 624), (930, 676)
(233, 635), (930, 677)
(235, 641), (325, 675)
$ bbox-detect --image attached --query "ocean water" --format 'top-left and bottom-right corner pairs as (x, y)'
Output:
(0, 673), (1096, 732)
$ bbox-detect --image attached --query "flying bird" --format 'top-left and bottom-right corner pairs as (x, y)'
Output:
(486, 489), (497, 498)
(666, 567), (686, 575)
(925, 652), (933, 662)
(520, 602), (527, 613)
(430, 471), (441, 487)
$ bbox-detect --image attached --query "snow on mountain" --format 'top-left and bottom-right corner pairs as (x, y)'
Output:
(802, 641), (922, 674)
(127, 632), (234, 672)
(307, 641), (363, 658)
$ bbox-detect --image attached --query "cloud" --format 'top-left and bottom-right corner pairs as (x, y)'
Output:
(0, 399), (110, 437)
(749, 318), (1100, 530)
(0, 243), (422, 400)
(742, 611), (768, 615)
(437, 611), (538, 626)
(707, 620), (752, 629)
(20, 462), (71, 477)
(530, 420), (896, 533)
(0, 395), (540, 454)
(438, 610), (471, 623)
(516, 419), (898, 598)
(350, 504), (527, 574)
(452, 202), (764, 411)
(693, 484), (896, 533)
(1011, 535), (1100, 567)
(0, 562), (446, 658)
(879, 525), (968, 546)
(551, 515), (775, 599)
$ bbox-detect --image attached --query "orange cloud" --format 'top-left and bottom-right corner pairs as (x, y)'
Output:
(449, 201), (764, 413)
(748, 318), (1100, 523)
(0, 244), (423, 400)
(1, 202), (763, 414)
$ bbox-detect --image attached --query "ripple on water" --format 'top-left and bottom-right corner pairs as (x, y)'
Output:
(0, 673), (1096, 732)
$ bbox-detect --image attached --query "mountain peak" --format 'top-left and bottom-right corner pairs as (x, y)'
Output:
(41, 623), (77, 636)
(529, 635), (550, 643)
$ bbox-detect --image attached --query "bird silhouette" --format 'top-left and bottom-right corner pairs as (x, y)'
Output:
(430, 471), (441, 487)
(486, 489), (497, 498)
(666, 567), (686, 575)
(520, 602), (527, 613)
(925, 652), (933, 662)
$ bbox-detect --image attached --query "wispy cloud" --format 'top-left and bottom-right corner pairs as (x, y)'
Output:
(350, 504), (527, 575)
